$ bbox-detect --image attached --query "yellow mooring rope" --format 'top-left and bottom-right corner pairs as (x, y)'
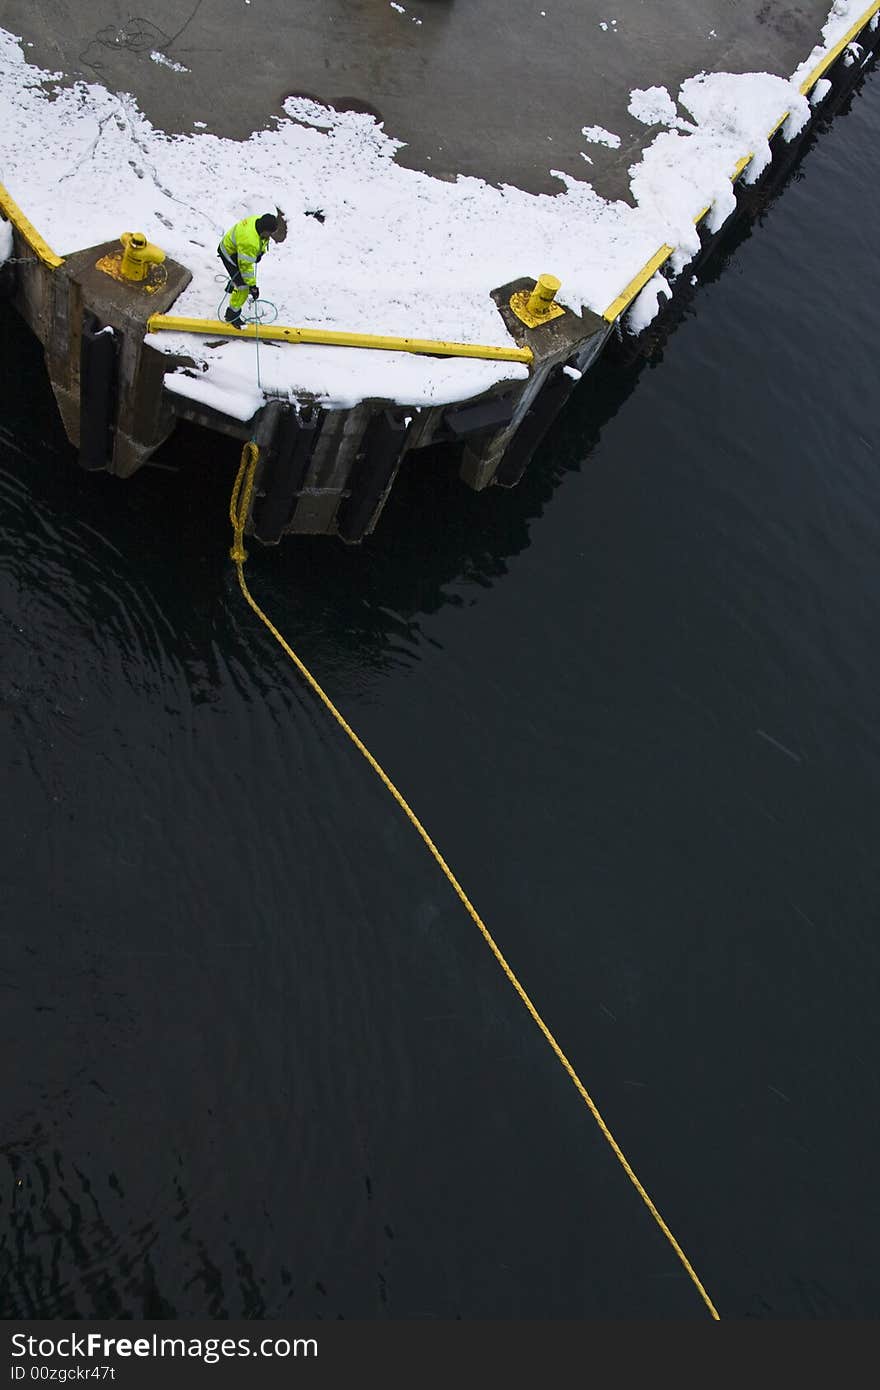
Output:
(229, 440), (720, 1319)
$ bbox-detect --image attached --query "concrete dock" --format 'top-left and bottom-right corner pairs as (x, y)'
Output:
(1, 0), (877, 541)
(0, 0), (835, 198)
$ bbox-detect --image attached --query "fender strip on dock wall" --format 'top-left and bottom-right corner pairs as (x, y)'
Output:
(602, 243), (676, 326)
(79, 313), (119, 471)
(253, 406), (321, 543)
(601, 0), (880, 324)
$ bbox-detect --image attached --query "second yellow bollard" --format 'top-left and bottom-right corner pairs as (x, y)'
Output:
(510, 273), (566, 327)
(526, 273), (562, 318)
(119, 231), (166, 282)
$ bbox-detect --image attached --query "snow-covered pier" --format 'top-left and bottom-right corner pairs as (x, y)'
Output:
(0, 1), (878, 541)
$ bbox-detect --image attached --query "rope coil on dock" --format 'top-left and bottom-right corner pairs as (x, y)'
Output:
(228, 440), (720, 1320)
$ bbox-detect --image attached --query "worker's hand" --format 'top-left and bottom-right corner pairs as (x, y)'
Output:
(249, 284), (259, 300)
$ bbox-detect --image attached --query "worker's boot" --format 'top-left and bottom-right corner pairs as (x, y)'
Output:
(224, 307), (244, 329)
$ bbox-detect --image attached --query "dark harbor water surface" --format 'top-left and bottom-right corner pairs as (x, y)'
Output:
(3, 71), (880, 1323)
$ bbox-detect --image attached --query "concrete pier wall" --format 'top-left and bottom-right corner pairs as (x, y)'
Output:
(7, 229), (192, 476)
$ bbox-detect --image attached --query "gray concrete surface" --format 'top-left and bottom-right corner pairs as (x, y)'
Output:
(0, 1), (834, 199)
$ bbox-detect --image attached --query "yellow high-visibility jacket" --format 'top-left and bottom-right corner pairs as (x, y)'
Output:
(221, 216), (271, 287)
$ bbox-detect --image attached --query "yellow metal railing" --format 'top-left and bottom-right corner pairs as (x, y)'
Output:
(602, 243), (676, 326)
(796, 1), (879, 92)
(147, 314), (534, 365)
(601, 0), (880, 323)
(0, 182), (64, 269)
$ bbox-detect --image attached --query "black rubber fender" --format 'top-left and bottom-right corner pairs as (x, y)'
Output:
(78, 311), (118, 471)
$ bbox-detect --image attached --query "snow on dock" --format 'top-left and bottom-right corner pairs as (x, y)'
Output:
(0, 1), (874, 413)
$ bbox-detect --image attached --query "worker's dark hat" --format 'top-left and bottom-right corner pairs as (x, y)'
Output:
(256, 209), (287, 242)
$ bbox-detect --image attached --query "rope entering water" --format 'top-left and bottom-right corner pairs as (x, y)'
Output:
(227, 442), (721, 1320)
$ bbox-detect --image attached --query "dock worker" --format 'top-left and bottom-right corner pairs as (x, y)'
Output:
(217, 210), (286, 328)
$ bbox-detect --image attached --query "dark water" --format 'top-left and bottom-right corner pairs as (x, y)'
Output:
(3, 69), (880, 1323)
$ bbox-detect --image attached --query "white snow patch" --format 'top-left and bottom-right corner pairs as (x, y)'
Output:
(628, 85), (696, 130)
(678, 71), (810, 182)
(164, 366), (263, 420)
(149, 51), (190, 73)
(791, 0), (871, 87)
(581, 124), (621, 148)
(0, 2), (852, 382)
(0, 218), (13, 262)
(809, 76), (832, 104)
(625, 272), (671, 335)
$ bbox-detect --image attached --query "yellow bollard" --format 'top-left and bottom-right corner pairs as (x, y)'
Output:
(119, 231), (165, 282)
(526, 273), (562, 318)
(509, 273), (566, 328)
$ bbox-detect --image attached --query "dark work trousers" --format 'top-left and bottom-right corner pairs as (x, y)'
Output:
(217, 242), (245, 290)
